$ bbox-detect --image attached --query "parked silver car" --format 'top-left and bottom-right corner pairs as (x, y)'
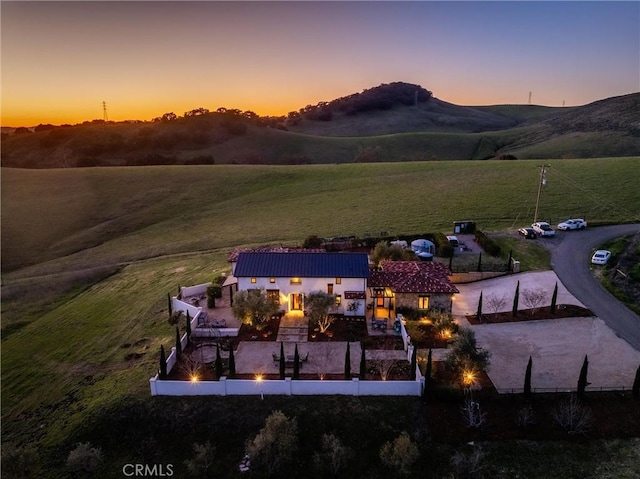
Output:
(557, 218), (587, 230)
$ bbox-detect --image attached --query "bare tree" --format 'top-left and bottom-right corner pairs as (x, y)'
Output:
(522, 288), (548, 315)
(552, 394), (592, 435)
(313, 433), (351, 477)
(314, 344), (333, 380)
(450, 446), (485, 478)
(369, 346), (400, 381)
(245, 411), (298, 477)
(486, 293), (507, 314)
(461, 399), (487, 428)
(184, 442), (216, 476)
(515, 405), (536, 428)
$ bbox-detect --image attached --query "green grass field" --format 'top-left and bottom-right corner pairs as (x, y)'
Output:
(2, 158), (640, 476)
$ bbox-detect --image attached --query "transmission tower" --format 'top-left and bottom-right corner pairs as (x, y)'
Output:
(528, 91), (532, 105)
(103, 101), (109, 121)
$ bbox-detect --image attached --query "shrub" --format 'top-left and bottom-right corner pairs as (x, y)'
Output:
(552, 394), (592, 435)
(245, 411), (298, 477)
(474, 230), (502, 257)
(1, 443), (40, 478)
(379, 431), (419, 476)
(184, 442), (215, 476)
(66, 442), (103, 473)
(396, 306), (421, 321)
(313, 433), (351, 477)
(433, 233), (453, 258)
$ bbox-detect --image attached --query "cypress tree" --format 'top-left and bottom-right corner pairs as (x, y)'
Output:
(159, 345), (167, 379)
(577, 354), (589, 398)
(167, 293), (172, 316)
(476, 291), (483, 322)
(477, 252), (482, 272)
(279, 342), (286, 380)
(360, 342), (367, 379)
(632, 364), (640, 398)
(507, 249), (513, 271)
(215, 344), (223, 380)
(410, 346), (417, 381)
(175, 326), (182, 357)
(449, 250), (454, 271)
(344, 342), (352, 380)
(524, 356), (532, 398)
(185, 311), (192, 346)
(228, 346), (236, 379)
(293, 344), (300, 379)
(512, 281), (520, 317)
(424, 348), (433, 397)
(550, 282), (558, 314)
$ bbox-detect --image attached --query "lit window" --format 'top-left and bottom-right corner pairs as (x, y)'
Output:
(336, 278), (342, 284)
(418, 296), (429, 310)
(335, 295), (342, 305)
(327, 283), (333, 295)
(251, 278), (256, 284)
(270, 278), (275, 283)
(290, 277), (302, 285)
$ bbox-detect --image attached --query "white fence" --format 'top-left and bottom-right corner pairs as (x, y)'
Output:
(150, 376), (424, 397)
(180, 282), (212, 299)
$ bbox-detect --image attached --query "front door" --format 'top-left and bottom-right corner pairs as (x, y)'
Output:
(290, 293), (303, 311)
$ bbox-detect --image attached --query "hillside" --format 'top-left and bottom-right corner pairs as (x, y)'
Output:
(1, 83), (638, 168)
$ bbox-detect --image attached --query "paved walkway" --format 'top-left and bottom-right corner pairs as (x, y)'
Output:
(276, 314), (309, 343)
(453, 271), (640, 391)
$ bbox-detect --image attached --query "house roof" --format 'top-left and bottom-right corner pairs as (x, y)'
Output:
(234, 252), (370, 278)
(228, 246), (325, 262)
(369, 261), (458, 294)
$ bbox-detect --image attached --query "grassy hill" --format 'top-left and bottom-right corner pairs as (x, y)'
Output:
(2, 158), (640, 476)
(2, 84), (638, 168)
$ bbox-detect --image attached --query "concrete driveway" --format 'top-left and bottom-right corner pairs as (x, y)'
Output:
(453, 271), (640, 391)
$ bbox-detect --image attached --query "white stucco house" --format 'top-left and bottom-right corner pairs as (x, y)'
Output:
(232, 251), (370, 316)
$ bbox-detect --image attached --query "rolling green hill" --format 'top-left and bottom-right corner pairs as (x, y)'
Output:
(2, 84), (638, 168)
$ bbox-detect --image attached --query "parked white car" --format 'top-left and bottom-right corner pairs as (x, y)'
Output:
(532, 221), (555, 237)
(557, 218), (587, 230)
(591, 250), (612, 265)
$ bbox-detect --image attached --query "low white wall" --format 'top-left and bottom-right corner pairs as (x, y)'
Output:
(181, 282), (212, 298)
(150, 376), (424, 397)
(172, 297), (201, 320)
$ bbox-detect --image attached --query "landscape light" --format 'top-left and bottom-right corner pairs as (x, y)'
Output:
(190, 374), (199, 383)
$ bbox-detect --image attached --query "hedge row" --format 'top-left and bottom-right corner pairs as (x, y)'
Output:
(474, 230), (502, 257)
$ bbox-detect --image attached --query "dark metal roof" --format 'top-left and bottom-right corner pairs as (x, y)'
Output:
(234, 252), (370, 278)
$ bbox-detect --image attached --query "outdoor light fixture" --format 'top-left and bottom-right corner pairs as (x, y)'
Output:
(190, 374), (199, 383)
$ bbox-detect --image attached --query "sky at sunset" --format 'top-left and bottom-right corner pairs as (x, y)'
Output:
(1, 1), (639, 126)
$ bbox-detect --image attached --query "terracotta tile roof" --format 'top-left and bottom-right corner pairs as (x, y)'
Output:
(227, 246), (325, 262)
(369, 261), (458, 294)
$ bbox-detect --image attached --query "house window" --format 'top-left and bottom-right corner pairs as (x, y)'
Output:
(376, 297), (385, 307)
(250, 278), (256, 284)
(270, 278), (276, 283)
(336, 278), (342, 284)
(290, 277), (302, 285)
(327, 283), (333, 295)
(418, 296), (430, 310)
(267, 289), (279, 301)
(335, 295), (342, 305)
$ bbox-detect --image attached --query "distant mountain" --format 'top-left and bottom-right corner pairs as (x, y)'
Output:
(2, 83), (638, 168)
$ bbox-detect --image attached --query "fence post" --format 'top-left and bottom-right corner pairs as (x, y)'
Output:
(285, 377), (292, 396)
(352, 378), (359, 396)
(220, 377), (227, 396)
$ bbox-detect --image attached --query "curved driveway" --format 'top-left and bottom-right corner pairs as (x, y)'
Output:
(549, 224), (640, 350)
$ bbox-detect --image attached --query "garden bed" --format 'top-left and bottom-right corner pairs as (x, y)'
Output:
(308, 317), (367, 342)
(466, 304), (593, 325)
(236, 316), (280, 341)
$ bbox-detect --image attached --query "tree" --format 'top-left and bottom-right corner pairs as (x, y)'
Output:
(522, 288), (547, 315)
(306, 291), (336, 333)
(184, 442), (215, 476)
(424, 348), (433, 397)
(313, 433), (351, 477)
(293, 344), (300, 380)
(215, 344), (223, 380)
(550, 282), (558, 314)
(279, 342), (286, 380)
(344, 342), (351, 379)
(232, 288), (279, 328)
(506, 249), (513, 271)
(371, 241), (404, 265)
(175, 326), (182, 357)
(476, 291), (483, 322)
(524, 356), (532, 398)
(477, 252), (482, 272)
(633, 364), (640, 398)
(245, 410), (298, 477)
(552, 394), (592, 434)
(228, 346), (236, 379)
(66, 442), (103, 474)
(185, 311), (192, 346)
(360, 342), (367, 378)
(159, 345), (167, 379)
(577, 355), (590, 398)
(410, 346), (417, 381)
(379, 431), (419, 476)
(512, 281), (520, 317)
(167, 292), (173, 316)
(443, 328), (491, 379)
(461, 399), (487, 428)
(1, 443), (41, 478)
(486, 293), (507, 314)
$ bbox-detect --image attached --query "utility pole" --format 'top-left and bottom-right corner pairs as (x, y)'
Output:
(533, 164), (550, 224)
(103, 101), (108, 121)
